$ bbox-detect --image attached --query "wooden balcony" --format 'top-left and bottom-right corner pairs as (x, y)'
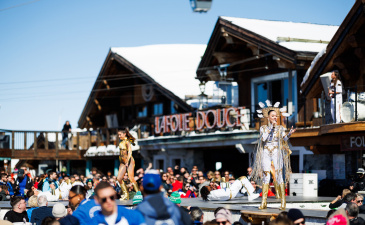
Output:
(0, 129), (95, 161)
(290, 122), (365, 154)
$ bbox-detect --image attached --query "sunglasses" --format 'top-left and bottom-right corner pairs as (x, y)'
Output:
(101, 195), (116, 203)
(218, 221), (227, 225)
(358, 200), (363, 203)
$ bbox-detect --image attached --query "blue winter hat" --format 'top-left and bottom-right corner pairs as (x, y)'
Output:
(142, 169), (162, 191)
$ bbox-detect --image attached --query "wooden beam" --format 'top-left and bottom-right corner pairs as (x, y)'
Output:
(88, 131), (91, 149)
(106, 130), (110, 146)
(34, 132), (37, 158)
(348, 34), (365, 48)
(341, 68), (360, 81)
(45, 133), (48, 150)
(212, 52), (243, 64)
(24, 132), (27, 150)
(355, 47), (365, 59)
(56, 132), (59, 151)
(11, 131), (14, 157)
(333, 54), (358, 69)
(77, 132), (80, 156)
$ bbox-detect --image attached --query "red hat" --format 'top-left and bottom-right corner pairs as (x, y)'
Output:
(327, 215), (347, 225)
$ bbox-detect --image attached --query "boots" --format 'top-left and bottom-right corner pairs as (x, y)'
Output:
(119, 180), (129, 201)
(273, 181), (281, 199)
(279, 183), (286, 210)
(132, 182), (139, 192)
(258, 183), (269, 210)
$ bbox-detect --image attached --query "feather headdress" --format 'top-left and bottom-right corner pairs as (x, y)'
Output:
(257, 100), (289, 118)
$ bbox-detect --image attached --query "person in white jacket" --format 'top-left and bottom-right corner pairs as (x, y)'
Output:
(33, 182), (60, 202)
(200, 176), (260, 201)
(59, 176), (72, 200)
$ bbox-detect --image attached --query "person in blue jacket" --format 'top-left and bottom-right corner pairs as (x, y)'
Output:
(92, 182), (146, 225)
(69, 185), (101, 225)
(136, 170), (192, 225)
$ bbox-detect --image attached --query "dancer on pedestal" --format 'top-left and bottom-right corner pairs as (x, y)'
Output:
(252, 100), (296, 210)
(200, 176), (260, 201)
(117, 128), (139, 200)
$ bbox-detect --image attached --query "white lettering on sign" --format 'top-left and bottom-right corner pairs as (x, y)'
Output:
(350, 136), (365, 148)
(155, 107), (245, 134)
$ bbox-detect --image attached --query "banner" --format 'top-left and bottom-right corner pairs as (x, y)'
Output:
(155, 107), (245, 134)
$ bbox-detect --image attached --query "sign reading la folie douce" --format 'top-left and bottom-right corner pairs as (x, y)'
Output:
(155, 107), (245, 134)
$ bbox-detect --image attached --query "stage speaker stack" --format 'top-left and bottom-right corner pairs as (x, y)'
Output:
(290, 173), (318, 197)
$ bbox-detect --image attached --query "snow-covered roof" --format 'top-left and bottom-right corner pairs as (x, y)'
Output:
(221, 17), (339, 52)
(111, 44), (210, 99)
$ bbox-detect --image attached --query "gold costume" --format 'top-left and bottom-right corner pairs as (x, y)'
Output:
(119, 138), (129, 165)
(117, 137), (139, 200)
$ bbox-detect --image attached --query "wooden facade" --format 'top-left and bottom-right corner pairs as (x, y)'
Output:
(291, 0), (365, 155)
(196, 17), (321, 126)
(78, 49), (192, 134)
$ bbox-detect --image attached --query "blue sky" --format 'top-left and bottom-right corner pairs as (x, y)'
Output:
(0, 0), (354, 130)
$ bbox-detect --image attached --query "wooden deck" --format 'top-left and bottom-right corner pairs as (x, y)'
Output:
(0, 149), (87, 160)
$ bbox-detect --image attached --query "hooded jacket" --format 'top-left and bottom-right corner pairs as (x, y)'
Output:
(136, 193), (191, 225)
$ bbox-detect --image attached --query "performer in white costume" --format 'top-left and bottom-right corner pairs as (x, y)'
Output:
(200, 176), (260, 201)
(252, 100), (296, 210)
(328, 70), (342, 123)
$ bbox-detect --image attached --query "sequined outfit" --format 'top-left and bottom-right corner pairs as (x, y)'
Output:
(260, 125), (290, 184)
(119, 138), (129, 165)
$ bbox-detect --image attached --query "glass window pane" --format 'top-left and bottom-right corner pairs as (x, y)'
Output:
(171, 101), (177, 114)
(256, 83), (268, 105)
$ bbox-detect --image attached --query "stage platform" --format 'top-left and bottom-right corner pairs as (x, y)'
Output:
(0, 196), (358, 225)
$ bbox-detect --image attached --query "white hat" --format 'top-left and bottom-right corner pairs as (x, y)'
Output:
(52, 203), (67, 218)
(357, 168), (365, 174)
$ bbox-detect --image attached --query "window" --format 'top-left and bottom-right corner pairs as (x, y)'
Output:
(171, 101), (177, 114)
(153, 103), (163, 115)
(251, 71), (298, 124)
(137, 106), (147, 118)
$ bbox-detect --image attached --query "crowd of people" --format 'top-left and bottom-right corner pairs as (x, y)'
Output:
(1, 164), (365, 225)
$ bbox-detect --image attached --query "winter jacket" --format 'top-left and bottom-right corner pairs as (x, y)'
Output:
(92, 205), (146, 225)
(172, 181), (183, 192)
(31, 206), (53, 225)
(73, 198), (101, 225)
(0, 190), (7, 201)
(178, 190), (196, 198)
(136, 193), (192, 225)
(15, 176), (33, 196)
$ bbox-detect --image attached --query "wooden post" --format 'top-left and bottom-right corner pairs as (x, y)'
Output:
(34, 132), (37, 157)
(355, 85), (358, 121)
(56, 132), (59, 152)
(45, 132), (48, 150)
(303, 97), (307, 127)
(76, 132), (80, 156)
(11, 131), (15, 157)
(24, 132), (27, 150)
(88, 131), (91, 148)
(321, 91), (325, 125)
(97, 129), (100, 147)
(106, 129), (110, 146)
(138, 128), (141, 139)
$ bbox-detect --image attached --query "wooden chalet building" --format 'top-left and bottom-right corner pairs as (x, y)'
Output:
(78, 44), (207, 174)
(290, 0), (365, 192)
(195, 16), (339, 173)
